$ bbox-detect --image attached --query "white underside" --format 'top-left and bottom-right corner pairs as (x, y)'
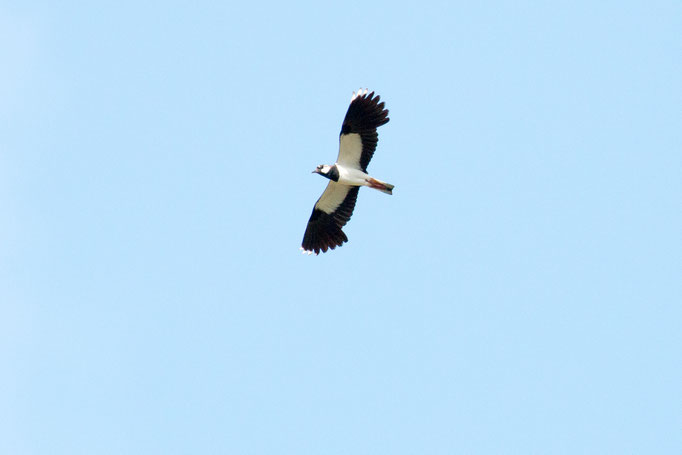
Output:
(336, 164), (371, 186)
(314, 164), (388, 215)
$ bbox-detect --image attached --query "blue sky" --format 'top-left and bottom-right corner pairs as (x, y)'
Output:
(2, 1), (680, 453)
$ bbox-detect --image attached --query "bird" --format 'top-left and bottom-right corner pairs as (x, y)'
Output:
(300, 89), (393, 255)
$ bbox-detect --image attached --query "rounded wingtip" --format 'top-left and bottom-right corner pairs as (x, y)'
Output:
(351, 88), (369, 101)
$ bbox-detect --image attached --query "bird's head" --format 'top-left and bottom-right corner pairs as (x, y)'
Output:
(313, 164), (332, 175)
(312, 164), (339, 182)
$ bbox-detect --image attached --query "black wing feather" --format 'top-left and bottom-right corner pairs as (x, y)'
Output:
(301, 187), (360, 255)
(339, 91), (390, 172)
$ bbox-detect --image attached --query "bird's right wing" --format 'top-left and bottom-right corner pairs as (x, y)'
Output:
(301, 182), (360, 255)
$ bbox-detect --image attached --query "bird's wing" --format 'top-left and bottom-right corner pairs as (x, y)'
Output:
(301, 182), (360, 255)
(336, 89), (390, 172)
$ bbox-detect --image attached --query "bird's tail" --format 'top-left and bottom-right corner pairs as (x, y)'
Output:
(367, 177), (394, 195)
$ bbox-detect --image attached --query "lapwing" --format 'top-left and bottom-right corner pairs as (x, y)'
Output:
(301, 89), (393, 255)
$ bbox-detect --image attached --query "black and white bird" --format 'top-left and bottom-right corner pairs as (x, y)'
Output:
(301, 89), (393, 255)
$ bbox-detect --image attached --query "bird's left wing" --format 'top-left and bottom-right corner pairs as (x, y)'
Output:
(337, 89), (390, 172)
(301, 182), (360, 255)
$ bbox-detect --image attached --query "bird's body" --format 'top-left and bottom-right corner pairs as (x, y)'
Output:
(301, 89), (393, 255)
(337, 165), (368, 187)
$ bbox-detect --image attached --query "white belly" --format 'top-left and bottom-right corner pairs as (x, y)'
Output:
(336, 165), (370, 186)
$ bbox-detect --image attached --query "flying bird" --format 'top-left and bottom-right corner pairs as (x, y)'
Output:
(300, 89), (393, 255)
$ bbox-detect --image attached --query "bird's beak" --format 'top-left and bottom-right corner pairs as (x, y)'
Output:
(312, 169), (320, 174)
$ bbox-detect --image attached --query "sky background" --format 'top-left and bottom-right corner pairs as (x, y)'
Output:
(1, 1), (681, 454)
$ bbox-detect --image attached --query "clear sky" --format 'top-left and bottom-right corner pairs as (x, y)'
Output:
(2, 1), (680, 454)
